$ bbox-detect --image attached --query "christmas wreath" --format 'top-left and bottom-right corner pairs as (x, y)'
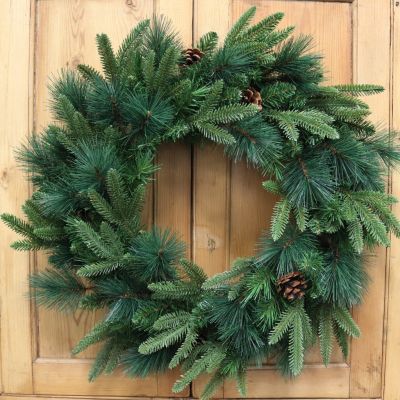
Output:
(3, 7), (400, 399)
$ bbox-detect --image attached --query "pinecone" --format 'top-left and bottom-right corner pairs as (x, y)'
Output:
(276, 271), (308, 301)
(242, 87), (262, 111)
(182, 48), (204, 65)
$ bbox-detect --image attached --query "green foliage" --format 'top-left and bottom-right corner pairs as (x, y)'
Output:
(224, 6), (256, 46)
(138, 312), (191, 354)
(333, 84), (384, 96)
(271, 199), (291, 240)
(269, 110), (338, 141)
(89, 339), (123, 381)
(3, 7), (400, 399)
(197, 31), (219, 53)
(172, 345), (227, 393)
(130, 228), (185, 283)
(96, 33), (118, 81)
(332, 307), (360, 337)
(269, 302), (312, 376)
(73, 320), (120, 354)
(318, 307), (334, 366)
(30, 269), (86, 311)
(319, 247), (368, 307)
(116, 19), (150, 66)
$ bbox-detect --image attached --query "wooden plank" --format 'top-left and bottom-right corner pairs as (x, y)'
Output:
(34, 0), (154, 360)
(33, 359), (156, 396)
(194, 365), (350, 399)
(383, 0), (400, 399)
(154, 0), (193, 257)
(0, 0), (34, 393)
(191, 1), (230, 396)
(229, 163), (277, 260)
(0, 397), (380, 400)
(289, 0), (354, 2)
(232, 0), (352, 85)
(192, 0), (231, 277)
(193, 144), (230, 276)
(349, 1), (391, 398)
(33, 358), (186, 397)
(192, 1), (354, 398)
(230, 0), (352, 369)
(153, 0), (193, 397)
(226, 365), (350, 399)
(32, 0), (190, 397)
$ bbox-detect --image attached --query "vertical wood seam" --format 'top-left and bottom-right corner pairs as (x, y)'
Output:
(381, 1), (393, 398)
(383, 1), (396, 398)
(350, 0), (391, 396)
(348, 2), (358, 395)
(30, 0), (40, 367)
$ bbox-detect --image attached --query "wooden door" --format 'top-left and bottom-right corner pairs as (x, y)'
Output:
(0, 0), (397, 399)
(191, 1), (390, 398)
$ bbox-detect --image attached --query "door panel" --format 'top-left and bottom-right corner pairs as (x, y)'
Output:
(192, 0), (389, 398)
(32, 0), (192, 397)
(0, 0), (393, 398)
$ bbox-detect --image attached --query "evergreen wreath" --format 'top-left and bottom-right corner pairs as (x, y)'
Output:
(3, 7), (400, 399)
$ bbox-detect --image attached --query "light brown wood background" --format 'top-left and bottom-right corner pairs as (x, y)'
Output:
(0, 0), (399, 399)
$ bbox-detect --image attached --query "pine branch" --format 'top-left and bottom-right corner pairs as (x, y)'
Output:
(197, 31), (219, 53)
(318, 309), (334, 366)
(332, 307), (360, 337)
(169, 330), (199, 368)
(333, 84), (384, 96)
(271, 199), (291, 240)
(73, 320), (119, 354)
(116, 19), (150, 65)
(139, 324), (189, 355)
(30, 269), (86, 311)
(96, 33), (118, 80)
(243, 12), (284, 40)
(224, 6), (256, 46)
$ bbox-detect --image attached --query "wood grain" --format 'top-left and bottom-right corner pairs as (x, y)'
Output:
(232, 0), (352, 85)
(0, 0), (397, 398)
(349, 1), (391, 397)
(231, 0), (353, 367)
(34, 0), (154, 360)
(33, 359), (157, 396)
(192, 0), (232, 279)
(191, 2), (231, 394)
(155, 0), (193, 260)
(225, 365), (350, 399)
(193, 365), (350, 399)
(0, 0), (34, 393)
(33, 358), (186, 397)
(383, 0), (400, 398)
(191, 0), (354, 398)
(151, 22), (192, 400)
(193, 144), (231, 276)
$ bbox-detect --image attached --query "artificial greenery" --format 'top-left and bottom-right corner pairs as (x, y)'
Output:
(3, 7), (400, 399)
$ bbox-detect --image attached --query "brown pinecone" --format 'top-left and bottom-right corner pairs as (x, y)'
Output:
(242, 87), (262, 111)
(276, 271), (308, 301)
(182, 48), (204, 65)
